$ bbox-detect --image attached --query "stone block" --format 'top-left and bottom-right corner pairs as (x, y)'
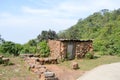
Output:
(2, 58), (10, 64)
(40, 71), (58, 80)
(72, 62), (79, 69)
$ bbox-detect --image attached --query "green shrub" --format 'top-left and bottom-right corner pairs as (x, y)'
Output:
(0, 58), (2, 64)
(85, 52), (94, 59)
(98, 51), (106, 56)
(38, 40), (50, 57)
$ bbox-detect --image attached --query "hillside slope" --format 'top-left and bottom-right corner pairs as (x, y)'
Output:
(58, 9), (120, 55)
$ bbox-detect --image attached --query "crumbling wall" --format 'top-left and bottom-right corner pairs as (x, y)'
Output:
(75, 41), (93, 58)
(48, 40), (68, 59)
(48, 40), (93, 59)
(60, 42), (67, 60)
(48, 40), (61, 58)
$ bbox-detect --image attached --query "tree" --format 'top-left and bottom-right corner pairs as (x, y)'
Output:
(37, 29), (58, 42)
(58, 8), (120, 55)
(101, 9), (109, 15)
(28, 39), (37, 46)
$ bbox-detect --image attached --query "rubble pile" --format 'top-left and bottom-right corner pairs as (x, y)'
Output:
(0, 55), (10, 65)
(22, 54), (58, 80)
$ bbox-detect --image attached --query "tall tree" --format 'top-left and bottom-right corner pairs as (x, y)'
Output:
(28, 39), (37, 46)
(37, 29), (58, 42)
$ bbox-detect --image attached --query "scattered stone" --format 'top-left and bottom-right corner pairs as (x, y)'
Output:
(44, 58), (50, 64)
(20, 54), (33, 58)
(22, 55), (58, 80)
(0, 74), (2, 76)
(51, 58), (58, 64)
(44, 72), (55, 77)
(0, 56), (10, 65)
(40, 71), (58, 80)
(2, 58), (10, 63)
(72, 62), (79, 70)
(39, 58), (45, 65)
(20, 54), (40, 58)
(34, 54), (40, 57)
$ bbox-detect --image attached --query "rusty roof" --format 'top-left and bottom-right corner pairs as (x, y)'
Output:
(57, 39), (93, 42)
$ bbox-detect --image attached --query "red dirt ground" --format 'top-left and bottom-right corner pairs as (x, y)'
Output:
(45, 65), (85, 80)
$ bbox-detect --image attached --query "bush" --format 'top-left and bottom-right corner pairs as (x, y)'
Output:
(38, 40), (50, 57)
(0, 58), (2, 64)
(98, 51), (106, 56)
(85, 52), (94, 59)
(0, 41), (22, 56)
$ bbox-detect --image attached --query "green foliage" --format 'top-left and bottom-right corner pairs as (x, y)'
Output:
(28, 39), (37, 47)
(85, 52), (94, 59)
(38, 40), (50, 57)
(37, 29), (58, 42)
(0, 58), (2, 64)
(20, 39), (38, 54)
(20, 44), (30, 54)
(20, 44), (36, 54)
(0, 41), (22, 56)
(58, 8), (120, 55)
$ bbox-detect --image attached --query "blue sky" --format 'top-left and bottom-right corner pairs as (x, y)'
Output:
(0, 0), (120, 44)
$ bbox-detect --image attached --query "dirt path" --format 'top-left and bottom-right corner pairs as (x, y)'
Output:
(77, 62), (120, 80)
(45, 65), (85, 80)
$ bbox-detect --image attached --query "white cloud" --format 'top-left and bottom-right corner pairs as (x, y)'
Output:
(21, 6), (77, 19)
(1, 0), (120, 29)
(0, 15), (77, 43)
(22, 6), (49, 14)
(1, 0), (120, 43)
(0, 17), (28, 27)
(0, 14), (77, 30)
(0, 13), (12, 17)
(58, 1), (88, 13)
(57, 0), (120, 15)
(91, 0), (119, 10)
(21, 0), (120, 20)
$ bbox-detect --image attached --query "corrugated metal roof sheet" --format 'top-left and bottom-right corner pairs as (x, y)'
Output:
(57, 39), (93, 42)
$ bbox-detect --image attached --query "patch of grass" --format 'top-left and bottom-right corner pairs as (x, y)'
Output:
(1, 55), (120, 80)
(58, 55), (120, 71)
(0, 57), (38, 80)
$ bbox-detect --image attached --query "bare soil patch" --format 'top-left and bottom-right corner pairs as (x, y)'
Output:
(1, 55), (120, 80)
(46, 64), (85, 80)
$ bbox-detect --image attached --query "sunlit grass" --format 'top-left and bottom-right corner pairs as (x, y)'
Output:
(58, 55), (120, 70)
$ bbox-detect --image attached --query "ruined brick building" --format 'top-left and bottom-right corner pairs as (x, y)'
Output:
(48, 39), (93, 60)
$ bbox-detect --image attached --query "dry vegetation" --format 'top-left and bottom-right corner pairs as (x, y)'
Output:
(0, 55), (120, 80)
(0, 57), (38, 80)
